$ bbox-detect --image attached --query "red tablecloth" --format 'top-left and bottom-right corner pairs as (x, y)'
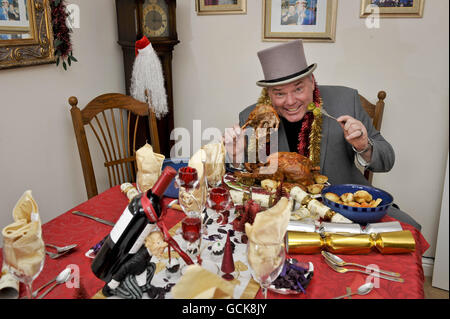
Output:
(0, 186), (429, 299)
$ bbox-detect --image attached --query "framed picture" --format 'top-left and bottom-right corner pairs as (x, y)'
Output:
(360, 0), (424, 18)
(195, 0), (247, 15)
(262, 0), (338, 42)
(0, 0), (31, 33)
(0, 0), (55, 70)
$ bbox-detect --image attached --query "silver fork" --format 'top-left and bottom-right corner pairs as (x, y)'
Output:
(319, 108), (339, 121)
(45, 249), (72, 259)
(45, 243), (77, 253)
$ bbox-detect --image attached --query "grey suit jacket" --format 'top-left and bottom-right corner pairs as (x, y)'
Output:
(239, 85), (395, 186)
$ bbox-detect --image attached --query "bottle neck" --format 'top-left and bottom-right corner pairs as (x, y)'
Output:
(150, 166), (177, 198)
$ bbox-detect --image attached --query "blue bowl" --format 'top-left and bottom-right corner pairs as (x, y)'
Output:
(161, 158), (189, 198)
(321, 184), (393, 224)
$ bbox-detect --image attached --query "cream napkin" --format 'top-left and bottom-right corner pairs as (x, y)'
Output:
(202, 142), (226, 187)
(245, 197), (292, 245)
(0, 264), (19, 299)
(245, 198), (291, 280)
(171, 265), (234, 299)
(2, 191), (45, 281)
(136, 143), (165, 193)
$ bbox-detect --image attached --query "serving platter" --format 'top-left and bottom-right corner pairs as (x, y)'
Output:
(223, 172), (326, 199)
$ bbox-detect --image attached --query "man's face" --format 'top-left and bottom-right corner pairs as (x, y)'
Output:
(267, 76), (315, 122)
(2, 1), (8, 8)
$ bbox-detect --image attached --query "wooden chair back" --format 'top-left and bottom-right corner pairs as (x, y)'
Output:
(359, 90), (386, 184)
(69, 93), (160, 199)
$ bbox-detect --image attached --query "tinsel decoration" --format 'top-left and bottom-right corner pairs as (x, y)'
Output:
(51, 0), (77, 70)
(256, 83), (323, 167)
(307, 79), (323, 167)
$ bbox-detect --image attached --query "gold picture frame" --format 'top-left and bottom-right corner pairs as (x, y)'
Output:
(262, 0), (338, 42)
(195, 0), (247, 15)
(0, 0), (55, 70)
(360, 0), (425, 18)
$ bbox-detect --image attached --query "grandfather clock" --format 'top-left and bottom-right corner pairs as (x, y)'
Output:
(115, 0), (179, 157)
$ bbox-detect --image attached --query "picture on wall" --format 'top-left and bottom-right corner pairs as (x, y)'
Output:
(0, 0), (31, 33)
(262, 0), (337, 42)
(196, 0), (247, 15)
(360, 0), (424, 17)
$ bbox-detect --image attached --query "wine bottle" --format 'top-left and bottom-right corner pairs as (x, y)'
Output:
(91, 166), (177, 283)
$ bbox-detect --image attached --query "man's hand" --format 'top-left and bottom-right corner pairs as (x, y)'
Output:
(223, 124), (245, 167)
(337, 115), (372, 162)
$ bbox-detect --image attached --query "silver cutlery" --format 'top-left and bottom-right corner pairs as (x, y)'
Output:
(322, 251), (401, 278)
(319, 107), (339, 121)
(309, 107), (339, 121)
(72, 210), (115, 226)
(323, 257), (404, 283)
(37, 268), (72, 299)
(45, 243), (78, 253)
(30, 267), (70, 298)
(46, 249), (72, 259)
(333, 282), (374, 299)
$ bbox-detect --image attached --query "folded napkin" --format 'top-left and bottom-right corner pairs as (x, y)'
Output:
(136, 143), (165, 193)
(202, 142), (226, 187)
(245, 198), (291, 281)
(245, 197), (292, 245)
(0, 265), (19, 299)
(171, 265), (234, 299)
(1, 191), (45, 280)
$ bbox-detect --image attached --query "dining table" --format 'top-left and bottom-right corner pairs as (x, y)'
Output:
(0, 185), (430, 300)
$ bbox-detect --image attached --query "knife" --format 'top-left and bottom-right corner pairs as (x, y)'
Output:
(71, 211), (115, 226)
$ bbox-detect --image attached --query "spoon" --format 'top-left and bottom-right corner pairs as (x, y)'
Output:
(333, 282), (374, 299)
(323, 257), (404, 283)
(322, 251), (401, 277)
(36, 268), (72, 299)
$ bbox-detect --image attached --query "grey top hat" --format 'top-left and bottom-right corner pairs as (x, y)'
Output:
(256, 40), (317, 87)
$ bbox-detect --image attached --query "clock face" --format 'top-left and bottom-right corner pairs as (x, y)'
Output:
(143, 0), (169, 38)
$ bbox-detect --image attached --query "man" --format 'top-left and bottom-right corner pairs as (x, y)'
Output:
(224, 40), (421, 230)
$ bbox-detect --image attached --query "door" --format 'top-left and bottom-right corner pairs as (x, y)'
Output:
(432, 153), (449, 290)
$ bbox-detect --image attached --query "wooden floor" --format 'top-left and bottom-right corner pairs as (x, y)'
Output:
(424, 276), (449, 299)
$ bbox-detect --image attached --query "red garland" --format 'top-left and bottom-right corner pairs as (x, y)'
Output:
(50, 0), (77, 70)
(297, 80), (321, 157)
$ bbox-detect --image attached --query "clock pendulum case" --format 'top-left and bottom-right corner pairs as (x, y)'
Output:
(115, 0), (179, 157)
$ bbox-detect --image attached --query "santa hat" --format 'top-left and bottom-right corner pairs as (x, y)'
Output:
(130, 36), (168, 119)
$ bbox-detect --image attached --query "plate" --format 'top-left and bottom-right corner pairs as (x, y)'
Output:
(269, 261), (314, 295)
(223, 172), (326, 198)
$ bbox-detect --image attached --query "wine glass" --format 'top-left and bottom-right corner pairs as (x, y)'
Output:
(2, 239), (45, 299)
(181, 211), (202, 260)
(246, 239), (286, 299)
(206, 187), (232, 226)
(176, 166), (204, 260)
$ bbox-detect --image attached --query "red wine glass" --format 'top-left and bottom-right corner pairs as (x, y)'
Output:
(207, 187), (232, 225)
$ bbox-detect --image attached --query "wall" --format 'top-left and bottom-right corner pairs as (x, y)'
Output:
(0, 0), (125, 243)
(172, 0), (449, 257)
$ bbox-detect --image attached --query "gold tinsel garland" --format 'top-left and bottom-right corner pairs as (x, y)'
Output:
(256, 88), (323, 167)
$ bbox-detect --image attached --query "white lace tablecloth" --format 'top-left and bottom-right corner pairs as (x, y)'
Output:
(150, 208), (255, 299)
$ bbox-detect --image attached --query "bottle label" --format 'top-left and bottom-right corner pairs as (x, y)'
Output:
(128, 223), (156, 254)
(110, 207), (133, 244)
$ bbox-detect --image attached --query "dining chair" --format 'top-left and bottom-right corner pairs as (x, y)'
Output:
(358, 90), (387, 184)
(69, 93), (160, 199)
